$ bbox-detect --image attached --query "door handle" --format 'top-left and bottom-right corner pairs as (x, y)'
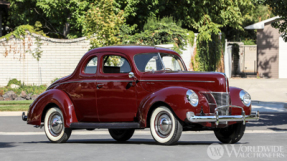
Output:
(97, 84), (103, 89)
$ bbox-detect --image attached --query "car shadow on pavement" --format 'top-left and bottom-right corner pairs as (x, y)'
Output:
(0, 142), (16, 148)
(247, 112), (287, 130)
(22, 139), (248, 146)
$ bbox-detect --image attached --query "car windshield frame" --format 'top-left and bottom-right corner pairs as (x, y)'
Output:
(133, 52), (186, 72)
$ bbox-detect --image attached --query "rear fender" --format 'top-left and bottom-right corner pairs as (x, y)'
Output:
(27, 89), (78, 127)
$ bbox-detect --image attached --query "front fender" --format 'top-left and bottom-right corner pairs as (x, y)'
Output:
(27, 89), (78, 127)
(138, 86), (209, 127)
(229, 86), (251, 115)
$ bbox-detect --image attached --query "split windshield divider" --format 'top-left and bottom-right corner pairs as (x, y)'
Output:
(157, 52), (166, 70)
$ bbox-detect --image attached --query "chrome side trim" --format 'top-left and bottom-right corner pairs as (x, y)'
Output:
(48, 79), (215, 90)
(47, 79), (133, 89)
(139, 80), (215, 83)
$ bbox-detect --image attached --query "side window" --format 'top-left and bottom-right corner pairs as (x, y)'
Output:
(84, 57), (98, 74)
(103, 55), (131, 73)
(145, 57), (157, 71)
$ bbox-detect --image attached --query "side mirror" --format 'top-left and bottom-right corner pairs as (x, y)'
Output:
(129, 72), (135, 79)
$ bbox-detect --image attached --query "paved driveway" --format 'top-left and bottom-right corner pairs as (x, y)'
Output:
(229, 78), (287, 102)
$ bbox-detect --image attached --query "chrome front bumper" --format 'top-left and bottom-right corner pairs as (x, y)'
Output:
(186, 105), (260, 125)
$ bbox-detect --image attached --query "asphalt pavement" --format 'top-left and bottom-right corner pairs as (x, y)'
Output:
(0, 111), (286, 161)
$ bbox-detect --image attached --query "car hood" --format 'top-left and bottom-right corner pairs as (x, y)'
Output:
(139, 71), (228, 92)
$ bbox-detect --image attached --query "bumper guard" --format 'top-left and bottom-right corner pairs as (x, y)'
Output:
(186, 105), (260, 125)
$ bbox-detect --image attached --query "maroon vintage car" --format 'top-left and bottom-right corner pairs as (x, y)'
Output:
(22, 45), (259, 145)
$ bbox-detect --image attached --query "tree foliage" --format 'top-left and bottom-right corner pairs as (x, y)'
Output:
(117, 0), (253, 41)
(264, 0), (287, 42)
(195, 34), (225, 71)
(83, 0), (125, 49)
(122, 16), (194, 54)
(5, 0), (92, 38)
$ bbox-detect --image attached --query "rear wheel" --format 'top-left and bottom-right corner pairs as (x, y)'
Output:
(108, 129), (135, 141)
(214, 122), (246, 144)
(150, 106), (182, 145)
(44, 107), (72, 143)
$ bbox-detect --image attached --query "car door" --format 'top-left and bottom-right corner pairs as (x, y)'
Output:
(96, 53), (137, 122)
(65, 55), (99, 122)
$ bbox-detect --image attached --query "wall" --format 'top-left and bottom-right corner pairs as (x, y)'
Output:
(0, 32), (91, 86)
(226, 42), (257, 75)
(0, 32), (196, 87)
(243, 45), (257, 73)
(155, 41), (195, 71)
(279, 35), (287, 78)
(257, 20), (280, 78)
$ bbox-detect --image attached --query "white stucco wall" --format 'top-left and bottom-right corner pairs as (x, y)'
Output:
(279, 35), (287, 78)
(0, 32), (91, 86)
(0, 32), (196, 87)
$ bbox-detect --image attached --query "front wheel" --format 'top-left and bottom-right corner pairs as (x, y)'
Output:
(44, 107), (72, 143)
(214, 122), (246, 144)
(108, 129), (135, 142)
(150, 106), (182, 145)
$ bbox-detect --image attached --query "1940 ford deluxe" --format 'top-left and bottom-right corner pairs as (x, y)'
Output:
(22, 45), (259, 145)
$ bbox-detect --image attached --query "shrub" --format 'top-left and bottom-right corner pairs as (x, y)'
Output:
(1, 79), (46, 95)
(242, 39), (256, 45)
(51, 78), (60, 84)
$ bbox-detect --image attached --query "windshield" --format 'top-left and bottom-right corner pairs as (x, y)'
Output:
(134, 53), (185, 72)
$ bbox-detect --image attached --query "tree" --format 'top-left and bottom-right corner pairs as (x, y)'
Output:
(122, 16), (194, 54)
(6, 0), (92, 38)
(222, 2), (274, 42)
(83, 0), (125, 48)
(117, 0), (253, 41)
(264, 0), (287, 42)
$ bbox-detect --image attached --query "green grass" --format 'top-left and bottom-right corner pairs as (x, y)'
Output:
(0, 100), (32, 111)
(0, 100), (33, 105)
(0, 105), (29, 111)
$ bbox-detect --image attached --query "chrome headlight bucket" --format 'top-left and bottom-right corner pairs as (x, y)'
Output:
(239, 90), (251, 107)
(186, 90), (199, 107)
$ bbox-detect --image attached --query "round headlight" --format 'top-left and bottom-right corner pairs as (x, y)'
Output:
(239, 90), (251, 107)
(186, 90), (199, 107)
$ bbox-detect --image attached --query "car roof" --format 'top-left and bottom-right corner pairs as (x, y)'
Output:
(86, 45), (179, 57)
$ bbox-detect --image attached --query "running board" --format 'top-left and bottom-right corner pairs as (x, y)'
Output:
(70, 122), (141, 129)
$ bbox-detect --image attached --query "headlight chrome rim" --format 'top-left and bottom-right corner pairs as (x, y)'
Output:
(186, 90), (199, 107)
(239, 90), (251, 107)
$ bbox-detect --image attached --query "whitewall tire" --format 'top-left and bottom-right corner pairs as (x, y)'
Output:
(44, 107), (72, 143)
(150, 106), (182, 145)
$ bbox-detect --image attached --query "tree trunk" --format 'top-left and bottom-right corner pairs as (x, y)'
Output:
(63, 14), (71, 38)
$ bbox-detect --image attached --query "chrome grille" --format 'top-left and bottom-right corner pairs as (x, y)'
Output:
(212, 93), (229, 106)
(201, 92), (230, 115)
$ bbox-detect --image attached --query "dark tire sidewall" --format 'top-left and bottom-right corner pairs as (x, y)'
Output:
(214, 123), (246, 144)
(108, 129), (135, 142)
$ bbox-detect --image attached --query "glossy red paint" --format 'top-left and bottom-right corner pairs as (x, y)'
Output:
(138, 86), (210, 127)
(229, 86), (251, 115)
(27, 89), (78, 127)
(96, 52), (138, 122)
(26, 45), (252, 129)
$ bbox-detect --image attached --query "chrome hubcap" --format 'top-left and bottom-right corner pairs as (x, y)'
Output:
(48, 112), (63, 137)
(155, 112), (173, 138)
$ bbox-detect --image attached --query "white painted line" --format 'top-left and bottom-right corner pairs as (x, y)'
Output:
(0, 112), (27, 116)
(0, 130), (285, 136)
